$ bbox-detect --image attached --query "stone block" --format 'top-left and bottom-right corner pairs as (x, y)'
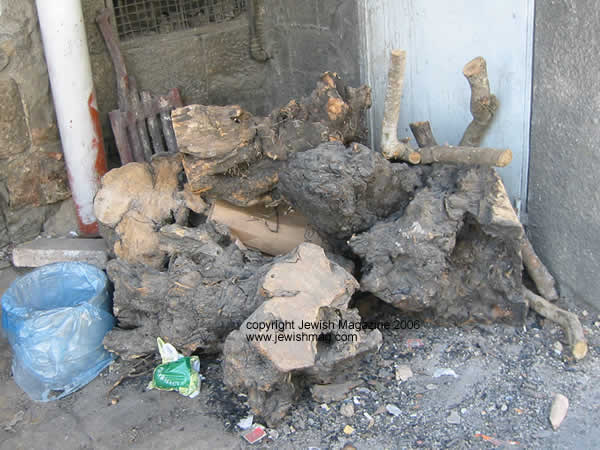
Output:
(123, 33), (208, 106)
(204, 17), (268, 112)
(0, 78), (30, 159)
(12, 238), (109, 269)
(4, 147), (70, 208)
(4, 203), (49, 245)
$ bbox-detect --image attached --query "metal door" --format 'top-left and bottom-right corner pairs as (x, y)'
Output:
(359, 0), (535, 213)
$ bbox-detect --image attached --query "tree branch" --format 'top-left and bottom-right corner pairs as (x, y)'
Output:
(418, 145), (512, 166)
(522, 237), (559, 301)
(460, 56), (499, 147)
(524, 288), (588, 361)
(409, 121), (438, 148)
(381, 50), (421, 164)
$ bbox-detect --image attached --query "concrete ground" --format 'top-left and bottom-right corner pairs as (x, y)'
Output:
(0, 267), (241, 450)
(1, 266), (599, 449)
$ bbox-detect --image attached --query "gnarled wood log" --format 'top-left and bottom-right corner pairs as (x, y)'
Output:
(223, 243), (382, 426)
(94, 154), (186, 268)
(103, 222), (273, 359)
(350, 164), (527, 324)
(172, 72), (372, 206)
(279, 141), (423, 240)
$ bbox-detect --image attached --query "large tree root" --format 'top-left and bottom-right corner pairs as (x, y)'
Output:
(524, 288), (588, 360)
(223, 243), (382, 426)
(278, 141), (423, 240)
(349, 165), (527, 324)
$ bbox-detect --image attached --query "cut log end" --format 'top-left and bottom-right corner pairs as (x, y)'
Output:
(390, 49), (407, 59)
(497, 149), (513, 167)
(382, 144), (421, 164)
(409, 121), (438, 148)
(407, 151), (422, 164)
(463, 56), (486, 78)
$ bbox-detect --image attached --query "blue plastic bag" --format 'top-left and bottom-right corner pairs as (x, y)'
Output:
(1, 262), (115, 401)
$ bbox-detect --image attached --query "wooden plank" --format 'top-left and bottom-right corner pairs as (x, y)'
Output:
(126, 109), (145, 162)
(96, 8), (129, 111)
(128, 77), (152, 161)
(159, 94), (178, 153)
(141, 90), (165, 154)
(109, 110), (133, 164)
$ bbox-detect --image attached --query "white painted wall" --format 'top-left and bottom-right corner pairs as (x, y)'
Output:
(358, 0), (535, 211)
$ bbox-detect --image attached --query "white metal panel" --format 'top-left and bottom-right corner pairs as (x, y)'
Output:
(359, 0), (535, 210)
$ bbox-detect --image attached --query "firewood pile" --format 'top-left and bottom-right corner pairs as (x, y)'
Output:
(93, 50), (587, 426)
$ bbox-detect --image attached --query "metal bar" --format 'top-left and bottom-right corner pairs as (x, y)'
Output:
(37, 0), (108, 236)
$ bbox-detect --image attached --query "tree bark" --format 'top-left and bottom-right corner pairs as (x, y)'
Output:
(418, 145), (512, 167)
(409, 121), (438, 148)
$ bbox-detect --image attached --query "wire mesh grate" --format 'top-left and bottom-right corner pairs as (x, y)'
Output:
(113, 0), (247, 41)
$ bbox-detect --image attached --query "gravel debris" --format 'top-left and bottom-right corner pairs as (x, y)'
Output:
(199, 301), (600, 449)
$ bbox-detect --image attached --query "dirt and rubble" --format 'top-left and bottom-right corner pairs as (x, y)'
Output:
(1, 272), (599, 449)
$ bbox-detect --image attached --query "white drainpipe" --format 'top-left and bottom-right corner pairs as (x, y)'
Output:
(35, 0), (108, 236)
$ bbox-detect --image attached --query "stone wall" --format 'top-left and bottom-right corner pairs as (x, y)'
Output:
(528, 0), (600, 309)
(83, 0), (361, 122)
(263, 0), (361, 110)
(0, 0), (70, 258)
(0, 0), (361, 260)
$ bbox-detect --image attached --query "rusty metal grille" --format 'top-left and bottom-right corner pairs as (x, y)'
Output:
(112, 0), (247, 41)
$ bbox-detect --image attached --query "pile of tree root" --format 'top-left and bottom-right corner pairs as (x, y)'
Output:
(95, 50), (587, 426)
